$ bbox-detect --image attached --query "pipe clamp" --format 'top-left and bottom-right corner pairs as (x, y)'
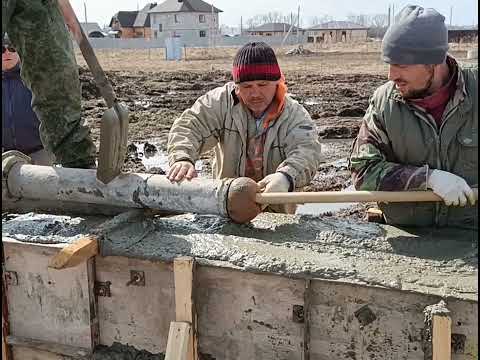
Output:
(2, 151), (32, 199)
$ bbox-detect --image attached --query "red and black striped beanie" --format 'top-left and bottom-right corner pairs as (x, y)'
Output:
(232, 42), (281, 83)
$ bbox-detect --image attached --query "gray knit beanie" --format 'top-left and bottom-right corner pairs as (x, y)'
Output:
(382, 5), (449, 65)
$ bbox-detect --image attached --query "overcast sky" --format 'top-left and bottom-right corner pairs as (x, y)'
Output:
(71, 0), (478, 28)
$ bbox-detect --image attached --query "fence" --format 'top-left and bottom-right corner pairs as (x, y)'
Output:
(86, 34), (307, 50)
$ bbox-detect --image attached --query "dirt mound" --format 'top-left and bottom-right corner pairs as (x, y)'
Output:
(79, 67), (101, 100)
(286, 45), (313, 56)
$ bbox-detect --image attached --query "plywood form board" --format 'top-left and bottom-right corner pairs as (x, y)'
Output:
(308, 280), (478, 360)
(445, 300), (478, 359)
(95, 255), (175, 354)
(195, 266), (305, 360)
(12, 346), (76, 360)
(3, 240), (93, 349)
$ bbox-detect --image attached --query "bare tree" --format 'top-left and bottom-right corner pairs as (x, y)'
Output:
(262, 11), (284, 24)
(245, 11), (300, 31)
(371, 14), (388, 28)
(370, 14), (388, 38)
(245, 15), (264, 30)
(309, 15), (333, 26)
(346, 13), (371, 26)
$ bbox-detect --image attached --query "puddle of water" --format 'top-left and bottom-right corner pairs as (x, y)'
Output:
(296, 185), (356, 215)
(134, 141), (205, 175)
(304, 98), (320, 106)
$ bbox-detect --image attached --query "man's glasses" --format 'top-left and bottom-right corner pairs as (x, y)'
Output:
(2, 46), (16, 54)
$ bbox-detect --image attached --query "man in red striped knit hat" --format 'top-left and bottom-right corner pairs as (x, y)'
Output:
(168, 42), (322, 214)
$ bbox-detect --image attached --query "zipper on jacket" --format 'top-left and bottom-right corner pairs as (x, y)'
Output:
(414, 102), (461, 227)
(413, 109), (442, 226)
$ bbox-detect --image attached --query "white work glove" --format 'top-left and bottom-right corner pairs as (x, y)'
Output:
(257, 172), (292, 210)
(257, 172), (291, 193)
(427, 169), (476, 206)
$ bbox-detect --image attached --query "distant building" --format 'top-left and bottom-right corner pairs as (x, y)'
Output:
(80, 22), (107, 37)
(307, 21), (368, 44)
(148, 0), (222, 44)
(246, 23), (304, 36)
(447, 25), (478, 43)
(109, 3), (157, 38)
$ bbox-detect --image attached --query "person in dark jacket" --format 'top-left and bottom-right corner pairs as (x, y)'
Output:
(2, 36), (54, 165)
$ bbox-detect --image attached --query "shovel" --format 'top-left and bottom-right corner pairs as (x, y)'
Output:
(59, 1), (128, 184)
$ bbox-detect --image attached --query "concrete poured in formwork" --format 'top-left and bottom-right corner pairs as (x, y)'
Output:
(1, 210), (477, 359)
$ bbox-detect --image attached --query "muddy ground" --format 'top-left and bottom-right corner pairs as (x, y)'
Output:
(79, 67), (387, 219)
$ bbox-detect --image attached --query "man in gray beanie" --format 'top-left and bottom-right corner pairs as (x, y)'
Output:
(349, 5), (478, 230)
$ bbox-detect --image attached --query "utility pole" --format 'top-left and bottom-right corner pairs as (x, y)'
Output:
(84, 2), (87, 24)
(388, 5), (391, 27)
(449, 6), (453, 26)
(297, 4), (300, 43)
(392, 3), (395, 24)
(240, 16), (243, 36)
(209, 2), (214, 48)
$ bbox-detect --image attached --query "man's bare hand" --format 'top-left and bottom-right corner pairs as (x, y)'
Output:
(167, 161), (197, 182)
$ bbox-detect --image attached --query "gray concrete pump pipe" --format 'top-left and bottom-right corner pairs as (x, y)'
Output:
(2, 151), (237, 219)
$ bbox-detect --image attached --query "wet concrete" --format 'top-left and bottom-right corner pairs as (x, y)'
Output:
(93, 342), (164, 360)
(1, 213), (106, 244)
(3, 211), (477, 301)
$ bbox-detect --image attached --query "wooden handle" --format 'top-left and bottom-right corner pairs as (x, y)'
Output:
(255, 188), (478, 205)
(58, 1), (116, 107)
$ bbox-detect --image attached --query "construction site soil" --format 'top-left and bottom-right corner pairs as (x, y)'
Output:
(76, 47), (472, 220)
(80, 68), (385, 219)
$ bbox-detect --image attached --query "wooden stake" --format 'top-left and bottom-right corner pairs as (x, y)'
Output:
(164, 322), (191, 360)
(432, 315), (452, 360)
(173, 256), (198, 360)
(48, 236), (98, 269)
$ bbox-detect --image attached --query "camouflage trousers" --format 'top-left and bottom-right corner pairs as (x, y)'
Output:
(2, 0), (96, 168)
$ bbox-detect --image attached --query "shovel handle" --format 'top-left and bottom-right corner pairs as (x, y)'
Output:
(255, 188), (478, 205)
(58, 0), (116, 107)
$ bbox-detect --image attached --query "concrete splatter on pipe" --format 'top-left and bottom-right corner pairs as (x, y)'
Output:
(2, 151), (260, 223)
(4, 162), (230, 217)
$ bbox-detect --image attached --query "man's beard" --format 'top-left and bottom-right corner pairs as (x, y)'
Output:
(402, 66), (435, 99)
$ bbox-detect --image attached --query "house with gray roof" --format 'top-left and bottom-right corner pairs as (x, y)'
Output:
(109, 3), (157, 38)
(148, 0), (223, 45)
(447, 25), (478, 43)
(246, 23), (304, 36)
(79, 22), (105, 37)
(307, 21), (368, 44)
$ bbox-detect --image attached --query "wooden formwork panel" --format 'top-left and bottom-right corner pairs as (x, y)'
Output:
(3, 239), (478, 359)
(3, 241), (92, 350)
(12, 346), (74, 360)
(308, 281), (478, 360)
(95, 255), (175, 354)
(195, 267), (305, 360)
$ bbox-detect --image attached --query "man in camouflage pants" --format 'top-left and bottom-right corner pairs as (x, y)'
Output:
(349, 5), (477, 230)
(2, 0), (96, 168)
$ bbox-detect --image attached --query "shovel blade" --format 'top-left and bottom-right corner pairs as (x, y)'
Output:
(97, 102), (129, 184)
